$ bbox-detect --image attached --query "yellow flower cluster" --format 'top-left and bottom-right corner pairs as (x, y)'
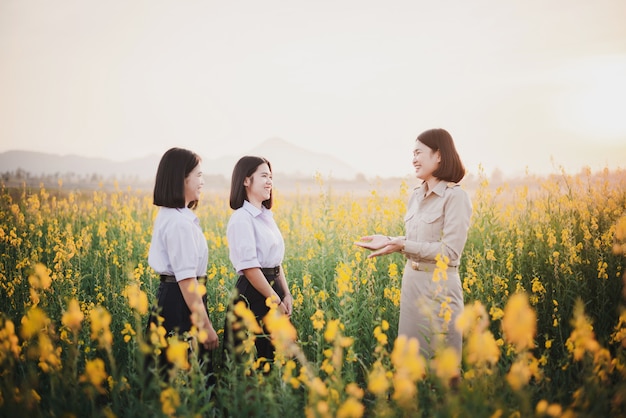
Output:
(80, 358), (108, 395)
(390, 336), (425, 407)
(502, 293), (536, 352)
(123, 283), (149, 315)
(0, 319), (20, 362)
(89, 306), (113, 349)
(455, 301), (500, 372)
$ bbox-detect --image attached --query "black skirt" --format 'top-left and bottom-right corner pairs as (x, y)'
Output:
(224, 269), (286, 362)
(146, 278), (214, 383)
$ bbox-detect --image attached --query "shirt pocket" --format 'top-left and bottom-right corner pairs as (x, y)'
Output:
(417, 210), (444, 241)
(404, 212), (416, 240)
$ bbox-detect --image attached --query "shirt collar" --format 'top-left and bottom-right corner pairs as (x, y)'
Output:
(161, 206), (198, 222)
(242, 200), (263, 217)
(431, 180), (448, 197)
(416, 179), (446, 197)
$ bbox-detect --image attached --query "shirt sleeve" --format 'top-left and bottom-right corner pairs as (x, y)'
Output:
(164, 217), (201, 280)
(227, 214), (262, 274)
(403, 187), (472, 265)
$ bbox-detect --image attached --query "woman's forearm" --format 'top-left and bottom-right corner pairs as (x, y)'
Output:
(243, 268), (282, 303)
(178, 278), (214, 329)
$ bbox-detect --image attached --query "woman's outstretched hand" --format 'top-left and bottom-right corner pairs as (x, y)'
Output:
(354, 234), (389, 250)
(355, 234), (403, 258)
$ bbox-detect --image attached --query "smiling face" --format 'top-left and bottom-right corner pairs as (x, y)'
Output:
(184, 162), (204, 206)
(412, 140), (440, 182)
(244, 163), (272, 208)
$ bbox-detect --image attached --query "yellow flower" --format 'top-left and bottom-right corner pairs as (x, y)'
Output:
(431, 347), (460, 384)
(337, 397), (364, 418)
(89, 306), (113, 348)
(502, 293), (536, 351)
(233, 301), (262, 333)
(335, 262), (355, 297)
(148, 322), (167, 349)
(160, 387), (180, 417)
(388, 262), (398, 279)
(308, 377), (328, 397)
(565, 299), (600, 361)
(438, 298), (452, 328)
(123, 283), (149, 315)
(20, 307), (50, 339)
(390, 336), (425, 406)
(310, 309), (326, 331)
(612, 309), (626, 346)
(62, 299), (84, 332)
(383, 287), (401, 307)
(373, 326), (388, 346)
(536, 399), (548, 414)
(391, 336), (425, 382)
(465, 330), (500, 369)
(433, 253), (450, 282)
(321, 359), (334, 375)
(0, 319), (21, 359)
(80, 358), (108, 394)
(324, 319), (340, 343)
(456, 300), (489, 334)
(367, 360), (389, 396)
(546, 403), (563, 417)
(37, 333), (62, 373)
(166, 337), (190, 370)
(531, 277), (546, 295)
(188, 280), (207, 297)
(506, 358), (531, 391)
(28, 263), (52, 290)
(282, 360), (298, 385)
(613, 215), (626, 255)
(345, 383), (364, 399)
(121, 323), (135, 343)
(392, 374), (417, 407)
(264, 307), (298, 356)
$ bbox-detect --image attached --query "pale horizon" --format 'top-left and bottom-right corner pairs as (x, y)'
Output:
(1, 1), (625, 179)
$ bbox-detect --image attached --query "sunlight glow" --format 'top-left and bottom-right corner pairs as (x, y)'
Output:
(554, 55), (626, 143)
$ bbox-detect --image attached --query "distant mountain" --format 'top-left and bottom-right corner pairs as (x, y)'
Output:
(0, 138), (359, 181)
(0, 150), (160, 179)
(250, 137), (357, 179)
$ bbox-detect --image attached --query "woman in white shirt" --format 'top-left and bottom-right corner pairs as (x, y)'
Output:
(224, 156), (293, 363)
(147, 147), (218, 378)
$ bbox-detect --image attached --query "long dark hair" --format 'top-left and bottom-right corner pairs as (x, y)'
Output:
(229, 156), (273, 210)
(153, 147), (202, 209)
(417, 128), (465, 183)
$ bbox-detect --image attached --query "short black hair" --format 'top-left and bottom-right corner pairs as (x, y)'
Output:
(229, 156), (273, 210)
(153, 147), (202, 209)
(417, 128), (466, 183)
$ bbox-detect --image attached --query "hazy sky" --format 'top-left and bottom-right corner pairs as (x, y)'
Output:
(1, 0), (625, 178)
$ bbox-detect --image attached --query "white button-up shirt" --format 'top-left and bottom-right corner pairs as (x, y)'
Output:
(227, 200), (285, 275)
(148, 207), (209, 281)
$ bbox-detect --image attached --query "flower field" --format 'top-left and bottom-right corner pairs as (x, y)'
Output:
(1, 168), (626, 417)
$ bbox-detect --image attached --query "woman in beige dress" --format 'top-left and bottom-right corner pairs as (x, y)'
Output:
(355, 128), (472, 370)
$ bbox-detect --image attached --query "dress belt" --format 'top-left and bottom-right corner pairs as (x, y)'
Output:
(159, 275), (207, 283)
(409, 261), (458, 272)
(260, 266), (281, 277)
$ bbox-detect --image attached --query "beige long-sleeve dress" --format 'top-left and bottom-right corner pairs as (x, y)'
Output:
(398, 179), (472, 360)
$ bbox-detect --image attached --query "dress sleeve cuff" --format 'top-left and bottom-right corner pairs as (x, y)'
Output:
(403, 240), (419, 256)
